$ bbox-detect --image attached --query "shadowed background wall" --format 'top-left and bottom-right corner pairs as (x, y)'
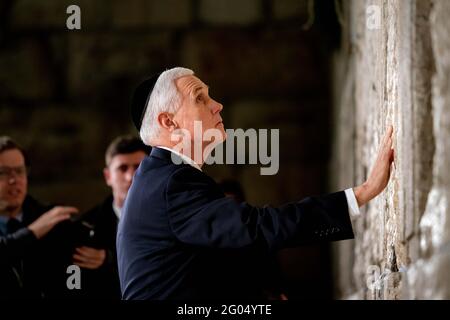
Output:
(0, 0), (344, 299)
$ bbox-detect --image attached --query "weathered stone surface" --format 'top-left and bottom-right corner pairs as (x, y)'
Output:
(418, 0), (450, 264)
(332, 0), (450, 299)
(401, 249), (450, 299)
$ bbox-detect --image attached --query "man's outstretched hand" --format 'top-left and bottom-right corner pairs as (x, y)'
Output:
(28, 206), (78, 239)
(353, 125), (395, 207)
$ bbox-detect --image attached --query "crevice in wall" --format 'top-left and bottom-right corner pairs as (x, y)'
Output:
(412, 0), (435, 241)
(332, 0), (450, 299)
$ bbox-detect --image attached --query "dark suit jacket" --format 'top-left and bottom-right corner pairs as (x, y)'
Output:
(0, 196), (73, 298)
(117, 147), (354, 300)
(68, 195), (121, 299)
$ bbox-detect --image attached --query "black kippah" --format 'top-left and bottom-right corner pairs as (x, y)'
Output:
(130, 73), (161, 131)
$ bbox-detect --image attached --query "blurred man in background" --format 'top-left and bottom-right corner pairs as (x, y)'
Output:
(0, 136), (78, 298)
(71, 135), (150, 298)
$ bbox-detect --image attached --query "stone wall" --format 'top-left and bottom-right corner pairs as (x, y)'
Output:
(331, 0), (450, 299)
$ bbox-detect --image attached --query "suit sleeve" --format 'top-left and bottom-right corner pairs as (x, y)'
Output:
(166, 167), (354, 251)
(0, 228), (38, 260)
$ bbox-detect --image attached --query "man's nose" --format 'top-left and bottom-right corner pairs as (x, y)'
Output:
(8, 176), (16, 185)
(125, 169), (135, 182)
(211, 99), (223, 114)
(7, 172), (20, 184)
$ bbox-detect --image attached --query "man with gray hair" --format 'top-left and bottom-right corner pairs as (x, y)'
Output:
(117, 67), (395, 300)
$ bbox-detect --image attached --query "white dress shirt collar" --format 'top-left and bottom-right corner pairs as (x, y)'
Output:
(112, 202), (121, 220)
(156, 146), (202, 172)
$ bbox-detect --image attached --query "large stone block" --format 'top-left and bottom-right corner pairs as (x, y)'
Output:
(198, 0), (262, 25)
(331, 0), (450, 299)
(11, 0), (111, 29)
(226, 99), (329, 164)
(111, 0), (191, 28)
(0, 39), (55, 100)
(181, 29), (325, 99)
(272, 0), (309, 21)
(402, 250), (450, 299)
(67, 33), (172, 98)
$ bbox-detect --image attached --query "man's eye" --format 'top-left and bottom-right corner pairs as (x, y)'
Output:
(196, 95), (203, 103)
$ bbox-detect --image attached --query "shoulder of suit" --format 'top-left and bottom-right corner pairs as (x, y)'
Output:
(169, 164), (208, 179)
(22, 194), (53, 218)
(166, 165), (216, 191)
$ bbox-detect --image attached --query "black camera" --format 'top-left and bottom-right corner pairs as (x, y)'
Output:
(69, 215), (98, 248)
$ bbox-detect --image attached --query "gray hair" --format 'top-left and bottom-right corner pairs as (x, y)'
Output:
(139, 67), (194, 145)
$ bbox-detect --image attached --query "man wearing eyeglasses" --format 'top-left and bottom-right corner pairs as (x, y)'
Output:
(0, 136), (78, 298)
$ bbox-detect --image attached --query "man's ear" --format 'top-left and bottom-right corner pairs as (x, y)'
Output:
(157, 112), (177, 132)
(103, 167), (112, 187)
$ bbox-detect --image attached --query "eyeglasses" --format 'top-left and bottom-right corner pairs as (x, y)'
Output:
(0, 166), (28, 180)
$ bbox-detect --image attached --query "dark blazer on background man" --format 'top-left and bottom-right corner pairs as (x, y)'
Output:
(70, 195), (121, 299)
(0, 196), (72, 298)
(117, 147), (355, 300)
